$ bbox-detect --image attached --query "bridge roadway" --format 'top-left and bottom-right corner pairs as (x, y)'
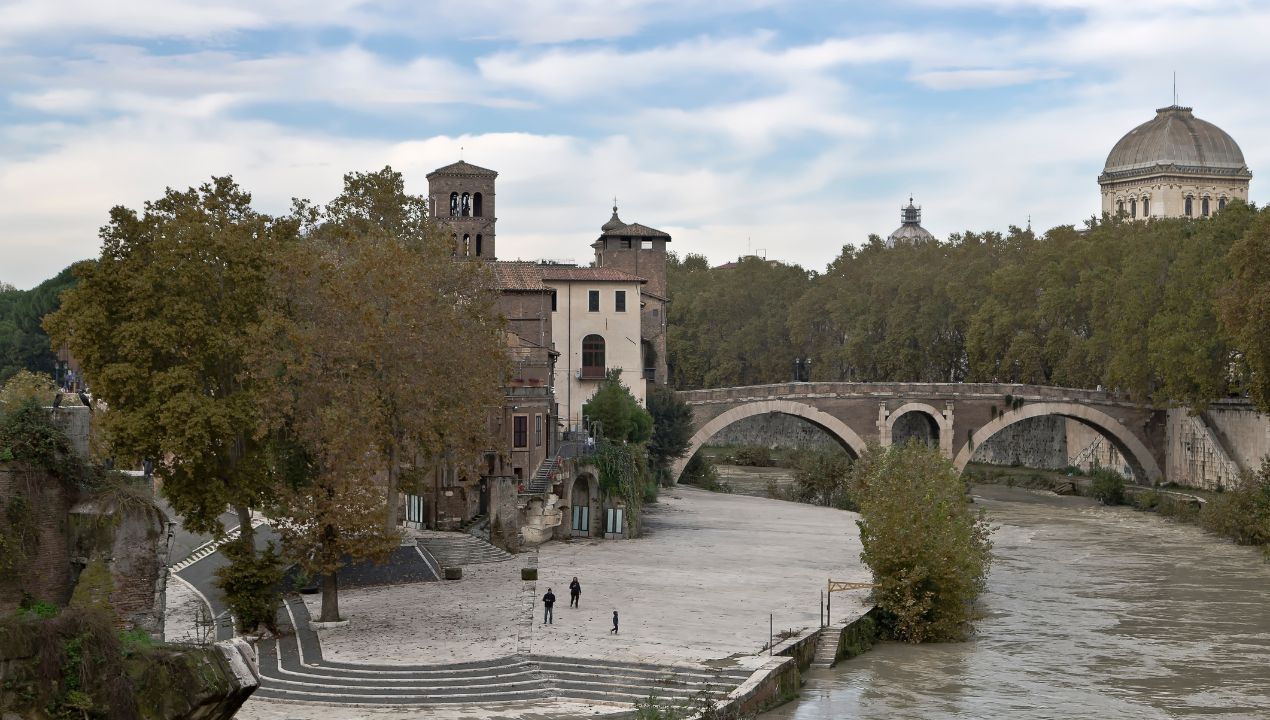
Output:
(671, 382), (1166, 483)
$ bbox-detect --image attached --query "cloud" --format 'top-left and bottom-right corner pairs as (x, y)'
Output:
(910, 68), (1069, 90)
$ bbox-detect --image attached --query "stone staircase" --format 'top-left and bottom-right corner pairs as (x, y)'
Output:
(416, 531), (513, 567)
(812, 626), (841, 669)
(170, 515), (269, 572)
(253, 596), (752, 709)
(527, 456), (561, 494)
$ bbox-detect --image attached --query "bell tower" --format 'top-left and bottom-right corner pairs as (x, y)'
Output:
(426, 160), (497, 259)
(592, 203), (671, 385)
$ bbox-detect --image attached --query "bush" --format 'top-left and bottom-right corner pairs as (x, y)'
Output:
(680, 453), (721, 489)
(792, 448), (856, 510)
(732, 445), (773, 467)
(853, 444), (992, 643)
(1089, 469), (1126, 505)
(215, 538), (283, 634)
(1198, 462), (1270, 547)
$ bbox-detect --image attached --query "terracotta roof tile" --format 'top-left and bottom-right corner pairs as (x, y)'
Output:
(541, 266), (646, 283)
(492, 262), (646, 289)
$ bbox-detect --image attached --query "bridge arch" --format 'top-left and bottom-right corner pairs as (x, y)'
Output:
(952, 402), (1162, 483)
(672, 399), (867, 484)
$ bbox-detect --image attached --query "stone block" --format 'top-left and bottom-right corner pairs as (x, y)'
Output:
(521, 567), (538, 581)
(444, 566), (463, 580)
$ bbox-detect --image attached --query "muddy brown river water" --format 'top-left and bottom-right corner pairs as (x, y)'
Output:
(761, 484), (1270, 719)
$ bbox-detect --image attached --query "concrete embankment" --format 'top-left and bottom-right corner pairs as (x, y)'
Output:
(714, 607), (882, 718)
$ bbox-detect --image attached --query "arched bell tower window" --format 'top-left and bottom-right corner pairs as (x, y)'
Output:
(475, 234), (483, 256)
(1141, 197), (1150, 217)
(449, 192), (459, 217)
(473, 192), (483, 217)
(1184, 196), (1193, 217)
(1129, 198), (1136, 218)
(461, 192), (471, 217)
(463, 234), (471, 255)
(451, 233), (458, 256)
(1201, 197), (1210, 217)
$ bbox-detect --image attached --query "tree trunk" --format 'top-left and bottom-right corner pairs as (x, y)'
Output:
(234, 503), (255, 558)
(386, 442), (399, 534)
(320, 570), (340, 622)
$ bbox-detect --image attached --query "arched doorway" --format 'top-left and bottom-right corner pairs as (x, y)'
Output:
(570, 474), (593, 537)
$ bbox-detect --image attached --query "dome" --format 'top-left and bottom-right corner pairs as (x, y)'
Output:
(886, 198), (936, 247)
(601, 204), (625, 232)
(1101, 106), (1251, 180)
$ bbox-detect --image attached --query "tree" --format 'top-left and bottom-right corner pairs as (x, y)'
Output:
(583, 370), (652, 444)
(0, 370), (56, 411)
(255, 167), (507, 620)
(792, 448), (855, 509)
(1220, 207), (1270, 412)
(853, 443), (992, 643)
(0, 267), (78, 386)
(44, 178), (289, 605)
(646, 384), (693, 486)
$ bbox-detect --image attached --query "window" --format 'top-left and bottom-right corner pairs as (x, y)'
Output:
(606, 507), (625, 536)
(582, 334), (605, 379)
(451, 233), (458, 256)
(476, 235), (483, 256)
(461, 192), (471, 217)
(641, 240), (653, 249)
(406, 494), (426, 525)
(463, 234), (471, 255)
(588, 290), (599, 312)
(620, 238), (632, 249)
(473, 192), (483, 217)
(1185, 196), (1193, 216)
(1117, 200), (1124, 215)
(449, 192), (458, 217)
(1129, 198), (1136, 218)
(1142, 197), (1150, 216)
(513, 415), (528, 448)
(535, 414), (542, 446)
(1202, 197), (1210, 217)
(550, 290), (557, 312)
(1218, 197), (1227, 211)
(615, 290), (626, 312)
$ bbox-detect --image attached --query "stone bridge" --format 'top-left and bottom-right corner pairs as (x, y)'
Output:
(671, 383), (1167, 483)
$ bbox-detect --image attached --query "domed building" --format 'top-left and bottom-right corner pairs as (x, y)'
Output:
(886, 197), (936, 247)
(1099, 105), (1251, 219)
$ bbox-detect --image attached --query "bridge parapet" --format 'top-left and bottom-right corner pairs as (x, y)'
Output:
(677, 382), (1141, 407)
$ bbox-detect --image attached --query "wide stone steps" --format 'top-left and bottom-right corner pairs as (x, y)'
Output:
(812, 626), (842, 668)
(416, 532), (513, 567)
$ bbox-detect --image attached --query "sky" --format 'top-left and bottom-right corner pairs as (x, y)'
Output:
(2, 0), (1269, 289)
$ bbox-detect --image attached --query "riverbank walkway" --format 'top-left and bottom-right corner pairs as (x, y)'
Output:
(219, 486), (871, 718)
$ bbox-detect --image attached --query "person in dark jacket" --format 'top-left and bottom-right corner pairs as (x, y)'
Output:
(542, 588), (556, 624)
(611, 610), (619, 634)
(569, 577), (581, 608)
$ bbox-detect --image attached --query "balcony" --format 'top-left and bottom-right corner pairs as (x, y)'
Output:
(577, 366), (606, 380)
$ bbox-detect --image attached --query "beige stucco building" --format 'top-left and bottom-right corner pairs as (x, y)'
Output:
(1099, 105), (1251, 220)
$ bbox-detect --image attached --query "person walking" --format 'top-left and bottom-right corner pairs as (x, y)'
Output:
(542, 588), (556, 624)
(569, 577), (581, 608)
(611, 610), (619, 634)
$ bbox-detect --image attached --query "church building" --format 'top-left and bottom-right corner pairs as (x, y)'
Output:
(1099, 105), (1252, 219)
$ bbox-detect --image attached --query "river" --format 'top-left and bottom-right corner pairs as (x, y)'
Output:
(762, 484), (1270, 719)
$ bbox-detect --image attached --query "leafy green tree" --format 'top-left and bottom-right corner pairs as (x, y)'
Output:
(792, 448), (855, 509)
(583, 370), (652, 444)
(255, 167), (507, 619)
(0, 267), (78, 385)
(44, 178), (290, 595)
(0, 370), (56, 411)
(646, 384), (693, 486)
(1220, 206), (1270, 412)
(853, 443), (992, 642)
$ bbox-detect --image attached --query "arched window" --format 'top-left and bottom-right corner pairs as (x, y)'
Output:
(581, 335), (605, 379)
(1129, 198), (1136, 218)
(1202, 197), (1210, 217)
(451, 233), (458, 256)
(463, 234), (471, 255)
(1184, 196), (1193, 217)
(1218, 197), (1227, 211)
(1117, 200), (1124, 215)
(461, 192), (471, 217)
(473, 192), (483, 217)
(449, 192), (458, 217)
(475, 234), (483, 256)
(1142, 197), (1150, 217)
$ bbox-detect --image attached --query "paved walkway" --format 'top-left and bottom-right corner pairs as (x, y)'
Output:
(229, 486), (870, 718)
